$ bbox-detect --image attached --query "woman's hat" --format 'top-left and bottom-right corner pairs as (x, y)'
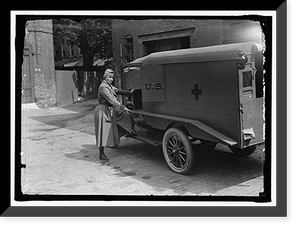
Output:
(104, 69), (114, 75)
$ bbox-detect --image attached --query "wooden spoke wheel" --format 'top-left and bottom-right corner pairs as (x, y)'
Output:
(162, 128), (194, 174)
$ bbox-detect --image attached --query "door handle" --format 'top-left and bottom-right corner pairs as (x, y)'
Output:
(252, 67), (257, 80)
(237, 103), (244, 113)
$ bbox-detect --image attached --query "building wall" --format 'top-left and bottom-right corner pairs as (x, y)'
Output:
(25, 20), (57, 107)
(112, 19), (224, 89)
(111, 19), (262, 90)
(124, 67), (141, 90)
(55, 70), (78, 106)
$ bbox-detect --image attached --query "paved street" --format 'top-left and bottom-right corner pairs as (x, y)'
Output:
(21, 100), (265, 196)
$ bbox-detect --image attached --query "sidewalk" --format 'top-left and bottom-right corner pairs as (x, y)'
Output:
(21, 100), (166, 195)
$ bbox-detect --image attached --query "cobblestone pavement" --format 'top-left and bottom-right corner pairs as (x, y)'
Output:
(21, 100), (265, 197)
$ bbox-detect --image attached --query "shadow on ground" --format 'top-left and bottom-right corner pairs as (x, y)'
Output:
(64, 138), (265, 196)
(28, 100), (97, 135)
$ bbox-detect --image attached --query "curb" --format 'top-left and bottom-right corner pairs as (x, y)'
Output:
(21, 103), (40, 109)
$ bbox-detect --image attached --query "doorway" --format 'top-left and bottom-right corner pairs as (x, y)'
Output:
(22, 42), (34, 103)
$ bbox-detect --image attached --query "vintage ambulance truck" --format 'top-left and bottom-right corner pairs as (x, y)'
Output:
(125, 42), (265, 174)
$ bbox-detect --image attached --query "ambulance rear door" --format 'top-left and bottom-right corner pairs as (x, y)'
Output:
(238, 65), (264, 148)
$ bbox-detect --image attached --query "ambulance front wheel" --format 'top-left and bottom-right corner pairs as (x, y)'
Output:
(162, 128), (194, 174)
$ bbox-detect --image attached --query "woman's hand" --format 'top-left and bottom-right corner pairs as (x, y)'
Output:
(125, 107), (132, 113)
(130, 89), (136, 95)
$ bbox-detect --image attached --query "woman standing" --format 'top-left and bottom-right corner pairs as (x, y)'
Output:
(94, 69), (139, 160)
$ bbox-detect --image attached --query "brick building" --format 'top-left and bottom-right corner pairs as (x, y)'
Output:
(23, 20), (57, 107)
(22, 19), (106, 107)
(111, 19), (263, 90)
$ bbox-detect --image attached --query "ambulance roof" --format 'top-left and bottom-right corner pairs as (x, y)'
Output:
(129, 42), (262, 66)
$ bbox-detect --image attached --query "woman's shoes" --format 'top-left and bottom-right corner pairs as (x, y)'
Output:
(99, 148), (109, 161)
(99, 152), (109, 160)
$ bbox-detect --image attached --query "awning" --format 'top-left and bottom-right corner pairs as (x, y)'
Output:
(63, 60), (81, 67)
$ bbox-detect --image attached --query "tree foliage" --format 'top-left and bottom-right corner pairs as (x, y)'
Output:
(53, 18), (112, 69)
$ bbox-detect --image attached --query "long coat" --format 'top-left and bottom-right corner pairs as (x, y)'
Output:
(94, 80), (135, 147)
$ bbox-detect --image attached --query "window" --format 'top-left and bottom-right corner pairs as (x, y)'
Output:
(124, 35), (134, 63)
(69, 45), (74, 56)
(144, 36), (190, 55)
(61, 43), (66, 57)
(242, 71), (254, 98)
(53, 40), (59, 58)
(243, 71), (253, 88)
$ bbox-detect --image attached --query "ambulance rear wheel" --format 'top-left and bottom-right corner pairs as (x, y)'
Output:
(162, 128), (194, 174)
(228, 145), (256, 156)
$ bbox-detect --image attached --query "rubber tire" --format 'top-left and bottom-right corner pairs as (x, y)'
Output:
(162, 128), (194, 174)
(228, 145), (256, 156)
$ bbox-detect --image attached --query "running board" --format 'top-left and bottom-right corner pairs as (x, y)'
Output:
(132, 110), (238, 146)
(129, 133), (161, 146)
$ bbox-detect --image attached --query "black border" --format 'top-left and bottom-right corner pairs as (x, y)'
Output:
(13, 14), (272, 203)
(4, 2), (286, 217)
